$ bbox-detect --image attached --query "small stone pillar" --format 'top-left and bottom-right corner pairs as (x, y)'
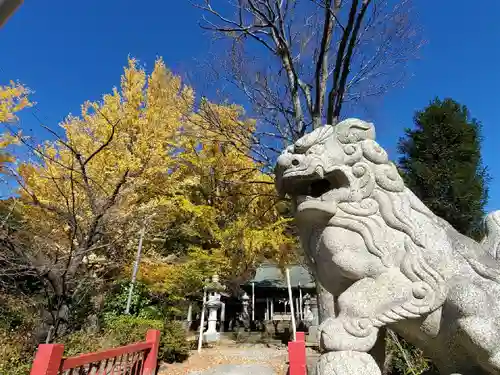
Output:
(307, 294), (320, 343)
(310, 295), (319, 326)
(185, 303), (193, 332)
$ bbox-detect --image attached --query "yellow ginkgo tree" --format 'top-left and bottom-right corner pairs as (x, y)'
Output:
(138, 99), (296, 299)
(7, 58), (193, 339)
(0, 81), (30, 123)
(0, 81), (30, 173)
(7, 57), (293, 339)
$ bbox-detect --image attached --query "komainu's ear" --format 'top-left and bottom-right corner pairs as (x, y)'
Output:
(294, 125), (335, 153)
(336, 119), (375, 144)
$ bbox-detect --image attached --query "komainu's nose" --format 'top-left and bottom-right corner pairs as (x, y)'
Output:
(276, 153), (303, 169)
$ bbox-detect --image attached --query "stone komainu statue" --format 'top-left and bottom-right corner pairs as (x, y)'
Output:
(275, 119), (500, 375)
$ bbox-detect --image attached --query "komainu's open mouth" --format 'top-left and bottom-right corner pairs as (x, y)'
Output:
(291, 169), (350, 201)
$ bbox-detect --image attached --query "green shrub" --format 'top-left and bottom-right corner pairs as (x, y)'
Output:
(22, 314), (190, 369)
(158, 321), (190, 363)
(103, 315), (190, 363)
(61, 330), (113, 357)
(0, 294), (38, 331)
(103, 280), (152, 317)
(138, 305), (164, 320)
(0, 296), (38, 375)
(386, 330), (430, 375)
(0, 328), (32, 375)
(103, 315), (163, 345)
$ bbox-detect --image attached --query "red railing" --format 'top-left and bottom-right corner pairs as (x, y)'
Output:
(30, 329), (161, 375)
(288, 331), (306, 375)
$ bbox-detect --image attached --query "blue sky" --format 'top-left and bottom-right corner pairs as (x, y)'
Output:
(2, 0), (500, 211)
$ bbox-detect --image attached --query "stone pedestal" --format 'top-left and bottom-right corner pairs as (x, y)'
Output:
(203, 298), (221, 342)
(317, 351), (381, 375)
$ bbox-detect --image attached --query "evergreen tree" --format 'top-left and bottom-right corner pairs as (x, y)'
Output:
(398, 97), (489, 240)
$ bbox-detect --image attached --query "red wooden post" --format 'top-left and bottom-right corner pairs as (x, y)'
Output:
(296, 331), (305, 342)
(143, 329), (161, 375)
(30, 344), (64, 375)
(288, 339), (306, 375)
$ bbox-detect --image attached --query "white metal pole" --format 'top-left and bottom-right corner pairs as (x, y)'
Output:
(299, 285), (303, 320)
(251, 282), (255, 321)
(220, 302), (225, 333)
(197, 285), (207, 353)
(266, 297), (269, 320)
(286, 268), (297, 341)
(125, 223), (146, 314)
(185, 303), (193, 332)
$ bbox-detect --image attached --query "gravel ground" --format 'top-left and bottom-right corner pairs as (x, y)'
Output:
(158, 344), (289, 375)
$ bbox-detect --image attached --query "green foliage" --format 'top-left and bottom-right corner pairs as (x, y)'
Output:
(102, 314), (163, 345)
(60, 315), (190, 364)
(102, 279), (178, 320)
(60, 330), (110, 357)
(102, 315), (190, 363)
(0, 328), (32, 375)
(103, 280), (152, 317)
(158, 321), (190, 363)
(0, 303), (24, 331)
(386, 331), (430, 375)
(0, 294), (39, 374)
(398, 97), (490, 239)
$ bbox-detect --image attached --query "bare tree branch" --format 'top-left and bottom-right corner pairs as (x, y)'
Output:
(193, 0), (422, 151)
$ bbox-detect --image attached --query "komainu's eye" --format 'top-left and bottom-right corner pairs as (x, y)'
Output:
(306, 144), (324, 155)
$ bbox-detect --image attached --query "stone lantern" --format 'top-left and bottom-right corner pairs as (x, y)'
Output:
(303, 293), (314, 325)
(203, 274), (224, 343)
(240, 292), (251, 330)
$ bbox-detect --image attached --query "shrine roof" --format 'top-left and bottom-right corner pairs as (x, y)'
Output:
(243, 263), (315, 289)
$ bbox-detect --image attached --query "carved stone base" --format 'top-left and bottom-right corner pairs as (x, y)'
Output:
(317, 351), (381, 375)
(203, 331), (220, 343)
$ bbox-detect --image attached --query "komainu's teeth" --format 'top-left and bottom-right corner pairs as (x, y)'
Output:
(315, 166), (324, 179)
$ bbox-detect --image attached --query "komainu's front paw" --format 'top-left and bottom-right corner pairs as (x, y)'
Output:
(317, 351), (382, 375)
(319, 316), (378, 352)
